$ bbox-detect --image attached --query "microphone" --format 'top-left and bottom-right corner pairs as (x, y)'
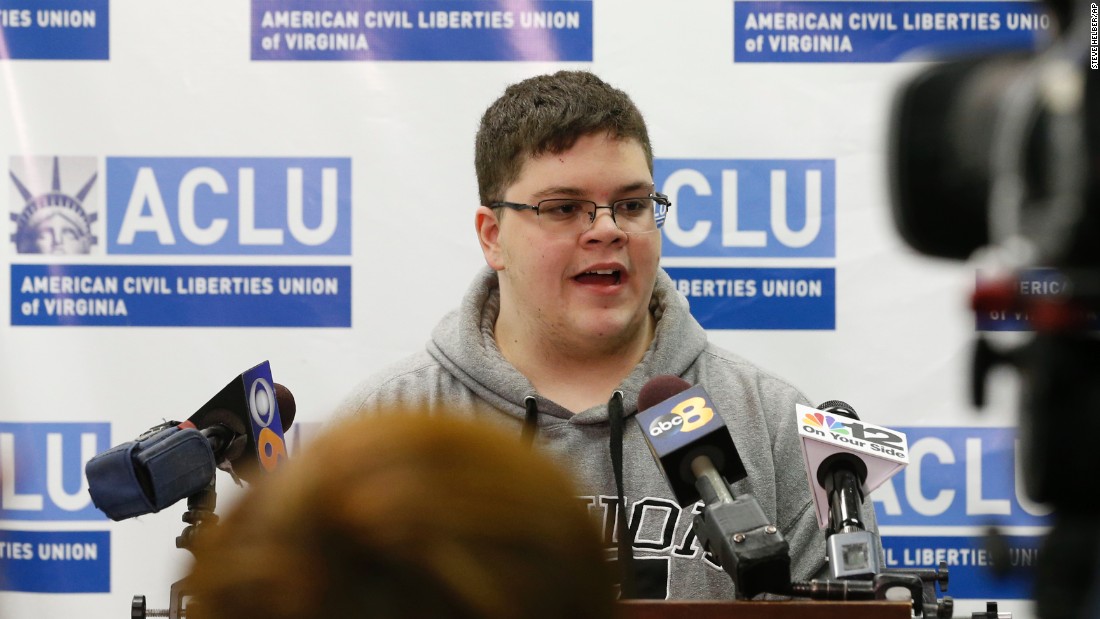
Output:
(86, 361), (294, 521)
(636, 375), (791, 598)
(797, 400), (908, 580)
(182, 374), (295, 483)
(85, 423), (217, 522)
(636, 375), (748, 504)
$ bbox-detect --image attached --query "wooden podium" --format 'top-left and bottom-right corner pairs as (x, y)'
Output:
(618, 600), (912, 619)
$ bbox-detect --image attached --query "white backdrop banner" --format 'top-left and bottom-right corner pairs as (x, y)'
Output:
(1, 1), (1055, 617)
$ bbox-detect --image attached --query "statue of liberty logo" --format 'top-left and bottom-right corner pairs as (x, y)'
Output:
(10, 156), (98, 254)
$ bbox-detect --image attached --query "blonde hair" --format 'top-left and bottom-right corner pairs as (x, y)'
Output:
(187, 412), (615, 619)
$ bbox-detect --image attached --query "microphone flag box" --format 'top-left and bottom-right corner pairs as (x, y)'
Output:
(240, 361), (288, 474)
(796, 403), (909, 528)
(636, 384), (747, 506)
(191, 360), (289, 480)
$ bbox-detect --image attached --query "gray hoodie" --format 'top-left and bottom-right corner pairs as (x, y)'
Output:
(341, 266), (866, 599)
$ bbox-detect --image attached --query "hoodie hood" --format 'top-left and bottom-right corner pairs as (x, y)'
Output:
(426, 266), (708, 423)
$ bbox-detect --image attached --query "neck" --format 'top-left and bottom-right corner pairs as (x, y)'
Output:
(495, 311), (654, 415)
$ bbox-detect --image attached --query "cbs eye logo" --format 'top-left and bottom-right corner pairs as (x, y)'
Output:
(249, 377), (288, 472)
(647, 396), (715, 437)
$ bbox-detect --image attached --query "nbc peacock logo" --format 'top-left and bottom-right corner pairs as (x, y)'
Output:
(801, 412), (850, 436)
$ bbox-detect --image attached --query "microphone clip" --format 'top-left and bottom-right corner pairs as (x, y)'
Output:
(693, 494), (792, 598)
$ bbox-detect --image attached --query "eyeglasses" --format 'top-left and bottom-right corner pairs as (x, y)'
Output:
(490, 193), (672, 236)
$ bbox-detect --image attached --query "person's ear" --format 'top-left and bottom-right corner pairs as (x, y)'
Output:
(475, 206), (505, 270)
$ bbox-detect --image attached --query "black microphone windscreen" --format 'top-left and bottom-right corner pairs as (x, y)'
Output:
(638, 375), (692, 411)
(817, 400), (860, 421)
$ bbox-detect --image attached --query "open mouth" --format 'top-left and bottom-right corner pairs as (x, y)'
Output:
(574, 269), (622, 286)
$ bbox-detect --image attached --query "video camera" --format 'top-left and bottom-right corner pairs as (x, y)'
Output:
(887, 2), (1099, 618)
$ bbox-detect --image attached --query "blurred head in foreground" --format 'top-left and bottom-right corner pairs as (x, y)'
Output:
(187, 412), (615, 619)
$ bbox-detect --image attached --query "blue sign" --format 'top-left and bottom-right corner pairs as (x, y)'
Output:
(881, 534), (1039, 600)
(0, 423), (108, 521)
(0, 0), (109, 60)
(734, 1), (1050, 63)
(106, 157), (352, 255)
(975, 268), (1099, 331)
(0, 529), (110, 592)
(664, 267), (835, 330)
(11, 264), (352, 327)
(250, 0), (593, 61)
(873, 427), (1051, 528)
(655, 159), (835, 258)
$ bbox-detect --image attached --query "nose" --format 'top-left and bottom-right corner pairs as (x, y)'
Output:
(590, 206), (619, 226)
(584, 206), (626, 242)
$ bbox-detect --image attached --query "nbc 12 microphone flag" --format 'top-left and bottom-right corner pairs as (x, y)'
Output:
(796, 403), (909, 529)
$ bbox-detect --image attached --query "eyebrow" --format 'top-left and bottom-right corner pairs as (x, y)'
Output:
(530, 181), (654, 200)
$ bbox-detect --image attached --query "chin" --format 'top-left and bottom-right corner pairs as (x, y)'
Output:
(575, 315), (646, 345)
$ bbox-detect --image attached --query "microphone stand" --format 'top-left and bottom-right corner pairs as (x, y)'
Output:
(821, 462), (882, 580)
(790, 467), (954, 618)
(130, 478), (219, 619)
(791, 562), (952, 618)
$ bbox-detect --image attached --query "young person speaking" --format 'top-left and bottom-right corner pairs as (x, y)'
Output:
(342, 70), (875, 599)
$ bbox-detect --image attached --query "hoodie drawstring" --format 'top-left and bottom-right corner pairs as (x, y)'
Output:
(608, 390), (638, 598)
(521, 396), (539, 446)
(520, 391), (638, 597)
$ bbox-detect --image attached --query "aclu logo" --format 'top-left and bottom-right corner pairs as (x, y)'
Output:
(0, 422), (108, 521)
(873, 427), (1052, 527)
(105, 157), (351, 255)
(9, 156), (100, 255)
(654, 159), (835, 258)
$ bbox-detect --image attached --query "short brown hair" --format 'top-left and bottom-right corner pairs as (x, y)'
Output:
(186, 412), (615, 619)
(475, 70), (653, 204)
